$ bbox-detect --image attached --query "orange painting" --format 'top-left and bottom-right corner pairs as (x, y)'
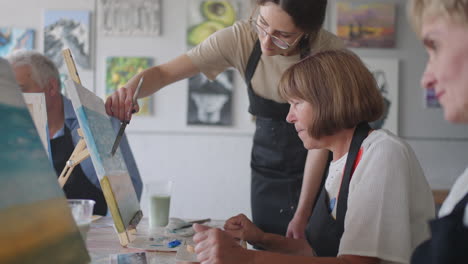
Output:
(336, 2), (396, 48)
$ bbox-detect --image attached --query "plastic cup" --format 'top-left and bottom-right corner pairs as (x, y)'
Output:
(67, 199), (95, 240)
(146, 180), (172, 229)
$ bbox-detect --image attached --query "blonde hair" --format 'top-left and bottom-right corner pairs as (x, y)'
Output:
(408, 0), (468, 36)
(278, 49), (384, 139)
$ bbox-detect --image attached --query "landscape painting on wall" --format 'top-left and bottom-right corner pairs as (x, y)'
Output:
(66, 79), (141, 245)
(106, 57), (153, 116)
(0, 28), (35, 56)
(336, 1), (396, 48)
(44, 10), (91, 69)
(0, 59), (89, 264)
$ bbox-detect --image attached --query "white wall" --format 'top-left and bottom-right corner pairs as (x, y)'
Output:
(1, 0), (467, 221)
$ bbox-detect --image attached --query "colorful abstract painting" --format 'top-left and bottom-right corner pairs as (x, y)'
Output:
(44, 10), (91, 69)
(0, 28), (35, 57)
(336, 2), (396, 48)
(106, 57), (153, 116)
(98, 0), (162, 36)
(0, 58), (89, 264)
(66, 79), (141, 244)
(362, 58), (399, 135)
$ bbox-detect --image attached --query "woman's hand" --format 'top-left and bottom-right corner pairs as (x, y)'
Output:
(223, 214), (264, 245)
(193, 224), (254, 264)
(286, 214), (308, 239)
(105, 86), (140, 122)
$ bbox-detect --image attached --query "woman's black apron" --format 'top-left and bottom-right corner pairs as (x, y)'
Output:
(411, 192), (468, 264)
(305, 122), (371, 256)
(246, 41), (308, 236)
(50, 125), (108, 216)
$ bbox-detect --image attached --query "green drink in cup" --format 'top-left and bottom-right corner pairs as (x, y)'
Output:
(146, 180), (172, 229)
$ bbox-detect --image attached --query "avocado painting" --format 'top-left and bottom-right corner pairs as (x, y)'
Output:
(106, 57), (154, 116)
(187, 1), (239, 47)
(0, 58), (90, 264)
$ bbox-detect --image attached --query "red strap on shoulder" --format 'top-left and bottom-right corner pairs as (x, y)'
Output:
(350, 148), (364, 179)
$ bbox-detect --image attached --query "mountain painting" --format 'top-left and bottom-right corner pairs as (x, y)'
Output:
(44, 10), (91, 69)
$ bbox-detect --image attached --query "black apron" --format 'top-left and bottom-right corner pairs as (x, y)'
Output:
(306, 122), (371, 256)
(246, 41), (308, 236)
(411, 192), (468, 264)
(51, 125), (107, 216)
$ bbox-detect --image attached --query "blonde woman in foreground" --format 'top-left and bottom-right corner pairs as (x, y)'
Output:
(408, 0), (468, 263)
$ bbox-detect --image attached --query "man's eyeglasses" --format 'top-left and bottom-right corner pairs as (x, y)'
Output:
(249, 18), (303, 50)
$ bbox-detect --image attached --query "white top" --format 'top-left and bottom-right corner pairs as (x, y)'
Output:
(438, 167), (468, 226)
(325, 129), (435, 264)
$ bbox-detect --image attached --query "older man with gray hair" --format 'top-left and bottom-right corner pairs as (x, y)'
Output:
(7, 50), (143, 216)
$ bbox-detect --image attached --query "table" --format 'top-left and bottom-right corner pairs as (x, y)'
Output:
(86, 217), (223, 264)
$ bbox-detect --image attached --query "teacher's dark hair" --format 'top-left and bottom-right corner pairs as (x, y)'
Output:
(256, 0), (328, 57)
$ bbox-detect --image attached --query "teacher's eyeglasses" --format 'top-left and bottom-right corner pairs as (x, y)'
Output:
(249, 18), (303, 50)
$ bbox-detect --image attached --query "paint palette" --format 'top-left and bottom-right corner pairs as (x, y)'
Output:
(127, 235), (184, 252)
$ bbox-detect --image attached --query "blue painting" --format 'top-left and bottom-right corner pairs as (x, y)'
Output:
(66, 79), (141, 242)
(0, 28), (35, 57)
(0, 58), (89, 264)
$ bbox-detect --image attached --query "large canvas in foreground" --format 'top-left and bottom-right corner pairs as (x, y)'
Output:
(0, 59), (89, 264)
(66, 79), (141, 245)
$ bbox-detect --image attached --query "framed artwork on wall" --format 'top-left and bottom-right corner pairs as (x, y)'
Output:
(362, 58), (399, 135)
(105, 56), (154, 116)
(335, 1), (396, 48)
(187, 69), (234, 126)
(98, 0), (162, 36)
(186, 0), (241, 127)
(0, 28), (35, 56)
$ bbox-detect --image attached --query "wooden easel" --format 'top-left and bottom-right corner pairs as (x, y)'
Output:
(58, 49), (89, 188)
(61, 48), (142, 246)
(58, 128), (90, 187)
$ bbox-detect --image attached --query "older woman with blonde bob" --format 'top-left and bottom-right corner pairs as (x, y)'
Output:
(408, 0), (468, 263)
(192, 50), (435, 264)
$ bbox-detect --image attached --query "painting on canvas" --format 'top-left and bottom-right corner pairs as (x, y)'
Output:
(0, 58), (89, 264)
(187, 70), (233, 126)
(362, 58), (399, 134)
(0, 28), (35, 57)
(106, 57), (153, 116)
(66, 79), (141, 244)
(98, 0), (161, 36)
(22, 93), (50, 156)
(186, 1), (241, 126)
(336, 2), (396, 48)
(44, 10), (91, 69)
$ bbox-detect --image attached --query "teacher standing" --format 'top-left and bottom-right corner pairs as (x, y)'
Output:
(105, 0), (343, 237)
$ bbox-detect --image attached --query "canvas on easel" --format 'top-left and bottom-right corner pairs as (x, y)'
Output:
(0, 58), (90, 264)
(22, 92), (50, 156)
(65, 79), (142, 246)
(61, 49), (142, 246)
